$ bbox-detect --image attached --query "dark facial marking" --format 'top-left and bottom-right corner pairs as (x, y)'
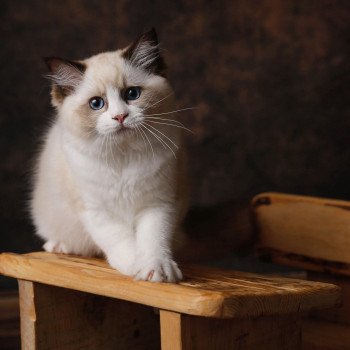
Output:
(123, 28), (166, 76)
(44, 57), (86, 76)
(44, 57), (86, 103)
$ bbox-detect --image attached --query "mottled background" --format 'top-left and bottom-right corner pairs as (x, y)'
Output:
(0, 1), (349, 287)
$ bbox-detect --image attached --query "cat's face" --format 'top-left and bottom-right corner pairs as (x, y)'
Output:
(46, 29), (175, 144)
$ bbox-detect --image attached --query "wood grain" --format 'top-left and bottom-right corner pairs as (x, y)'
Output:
(253, 192), (350, 267)
(18, 280), (160, 350)
(0, 252), (341, 319)
(160, 310), (301, 350)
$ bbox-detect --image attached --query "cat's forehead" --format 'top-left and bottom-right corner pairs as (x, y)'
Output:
(84, 51), (125, 87)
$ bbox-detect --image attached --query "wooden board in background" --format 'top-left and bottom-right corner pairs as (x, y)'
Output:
(253, 192), (350, 273)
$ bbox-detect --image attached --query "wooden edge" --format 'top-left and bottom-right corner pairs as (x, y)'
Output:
(0, 253), (226, 318)
(251, 192), (350, 211)
(0, 252), (342, 318)
(256, 247), (350, 278)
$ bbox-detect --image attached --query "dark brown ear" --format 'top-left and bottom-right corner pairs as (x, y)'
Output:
(123, 28), (166, 76)
(44, 57), (86, 105)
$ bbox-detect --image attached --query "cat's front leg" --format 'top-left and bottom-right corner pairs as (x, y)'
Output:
(133, 207), (183, 283)
(81, 210), (136, 276)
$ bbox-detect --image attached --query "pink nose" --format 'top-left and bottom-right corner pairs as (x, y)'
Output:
(112, 113), (128, 123)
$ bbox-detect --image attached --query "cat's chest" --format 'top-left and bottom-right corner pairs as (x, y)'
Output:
(70, 151), (166, 207)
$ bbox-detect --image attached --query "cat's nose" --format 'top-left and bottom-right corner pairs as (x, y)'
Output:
(112, 113), (128, 123)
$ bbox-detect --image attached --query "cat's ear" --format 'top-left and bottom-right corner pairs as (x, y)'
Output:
(123, 28), (166, 76)
(44, 57), (86, 106)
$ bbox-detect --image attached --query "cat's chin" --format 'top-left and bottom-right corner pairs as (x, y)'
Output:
(116, 127), (132, 135)
(99, 127), (133, 138)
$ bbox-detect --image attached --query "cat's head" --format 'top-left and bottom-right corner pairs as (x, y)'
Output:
(45, 29), (177, 146)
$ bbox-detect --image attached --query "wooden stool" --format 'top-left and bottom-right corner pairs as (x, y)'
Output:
(0, 252), (341, 350)
(252, 192), (350, 349)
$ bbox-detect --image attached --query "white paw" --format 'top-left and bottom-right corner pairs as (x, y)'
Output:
(43, 240), (69, 254)
(106, 242), (136, 276)
(108, 255), (135, 276)
(133, 255), (183, 283)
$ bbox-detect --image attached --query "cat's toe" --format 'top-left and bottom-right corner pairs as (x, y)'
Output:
(43, 240), (69, 254)
(134, 257), (183, 283)
(164, 260), (183, 282)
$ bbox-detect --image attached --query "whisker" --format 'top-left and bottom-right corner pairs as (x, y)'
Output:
(145, 120), (194, 134)
(139, 125), (155, 162)
(144, 123), (178, 149)
(144, 107), (196, 117)
(142, 95), (154, 111)
(142, 124), (177, 159)
(143, 125), (167, 150)
(106, 133), (112, 169)
(145, 92), (174, 110)
(144, 116), (185, 126)
(135, 125), (148, 150)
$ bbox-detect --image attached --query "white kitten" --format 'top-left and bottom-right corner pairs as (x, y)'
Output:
(31, 29), (188, 282)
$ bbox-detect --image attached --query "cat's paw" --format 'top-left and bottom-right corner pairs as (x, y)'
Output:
(43, 240), (69, 254)
(108, 256), (135, 276)
(107, 243), (136, 276)
(133, 255), (183, 283)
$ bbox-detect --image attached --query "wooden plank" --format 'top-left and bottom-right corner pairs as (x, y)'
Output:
(0, 252), (341, 319)
(160, 310), (301, 350)
(253, 192), (350, 267)
(18, 280), (160, 350)
(258, 247), (350, 277)
(303, 319), (350, 350)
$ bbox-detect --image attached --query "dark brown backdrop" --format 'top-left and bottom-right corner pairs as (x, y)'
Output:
(1, 1), (349, 260)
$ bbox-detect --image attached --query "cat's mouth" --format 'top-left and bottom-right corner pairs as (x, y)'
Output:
(116, 126), (131, 134)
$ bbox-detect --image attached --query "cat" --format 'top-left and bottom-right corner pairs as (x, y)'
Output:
(30, 28), (189, 283)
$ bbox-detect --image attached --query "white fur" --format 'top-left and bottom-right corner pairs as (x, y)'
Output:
(31, 48), (187, 282)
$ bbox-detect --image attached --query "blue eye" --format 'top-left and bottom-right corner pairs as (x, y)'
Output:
(89, 96), (105, 110)
(125, 86), (141, 101)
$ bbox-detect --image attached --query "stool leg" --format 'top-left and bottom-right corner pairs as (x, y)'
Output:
(18, 280), (160, 349)
(160, 310), (302, 350)
(18, 280), (36, 349)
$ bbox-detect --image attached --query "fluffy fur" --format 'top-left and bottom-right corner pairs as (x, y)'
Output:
(31, 29), (188, 282)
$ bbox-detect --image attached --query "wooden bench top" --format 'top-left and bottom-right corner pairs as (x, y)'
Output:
(0, 252), (341, 319)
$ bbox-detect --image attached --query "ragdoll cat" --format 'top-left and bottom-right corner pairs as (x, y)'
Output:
(31, 29), (188, 282)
